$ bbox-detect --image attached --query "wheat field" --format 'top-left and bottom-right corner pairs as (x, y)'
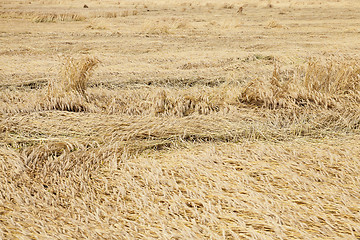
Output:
(1, 0), (360, 239)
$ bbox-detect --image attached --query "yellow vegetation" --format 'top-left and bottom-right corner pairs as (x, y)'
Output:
(1, 0), (360, 239)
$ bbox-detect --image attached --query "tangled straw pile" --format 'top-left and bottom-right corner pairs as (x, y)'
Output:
(1, 57), (360, 239)
(239, 58), (360, 110)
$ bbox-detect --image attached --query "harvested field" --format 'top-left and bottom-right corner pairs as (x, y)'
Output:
(1, 0), (360, 239)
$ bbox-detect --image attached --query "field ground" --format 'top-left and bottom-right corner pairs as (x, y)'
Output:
(1, 0), (360, 239)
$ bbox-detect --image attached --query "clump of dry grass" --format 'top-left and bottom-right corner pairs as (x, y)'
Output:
(33, 13), (86, 23)
(45, 56), (99, 111)
(86, 85), (234, 117)
(92, 11), (118, 18)
(266, 20), (283, 28)
(152, 89), (226, 117)
(86, 24), (108, 30)
(1, 11), (87, 22)
(53, 56), (99, 97)
(239, 58), (360, 110)
(120, 10), (138, 17)
(222, 3), (235, 9)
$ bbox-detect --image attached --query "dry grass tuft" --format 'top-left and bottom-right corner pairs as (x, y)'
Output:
(239, 58), (360, 111)
(266, 20), (283, 28)
(120, 10), (139, 17)
(152, 89), (224, 117)
(45, 56), (99, 111)
(55, 56), (99, 96)
(92, 11), (118, 18)
(33, 13), (86, 22)
(222, 3), (235, 9)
